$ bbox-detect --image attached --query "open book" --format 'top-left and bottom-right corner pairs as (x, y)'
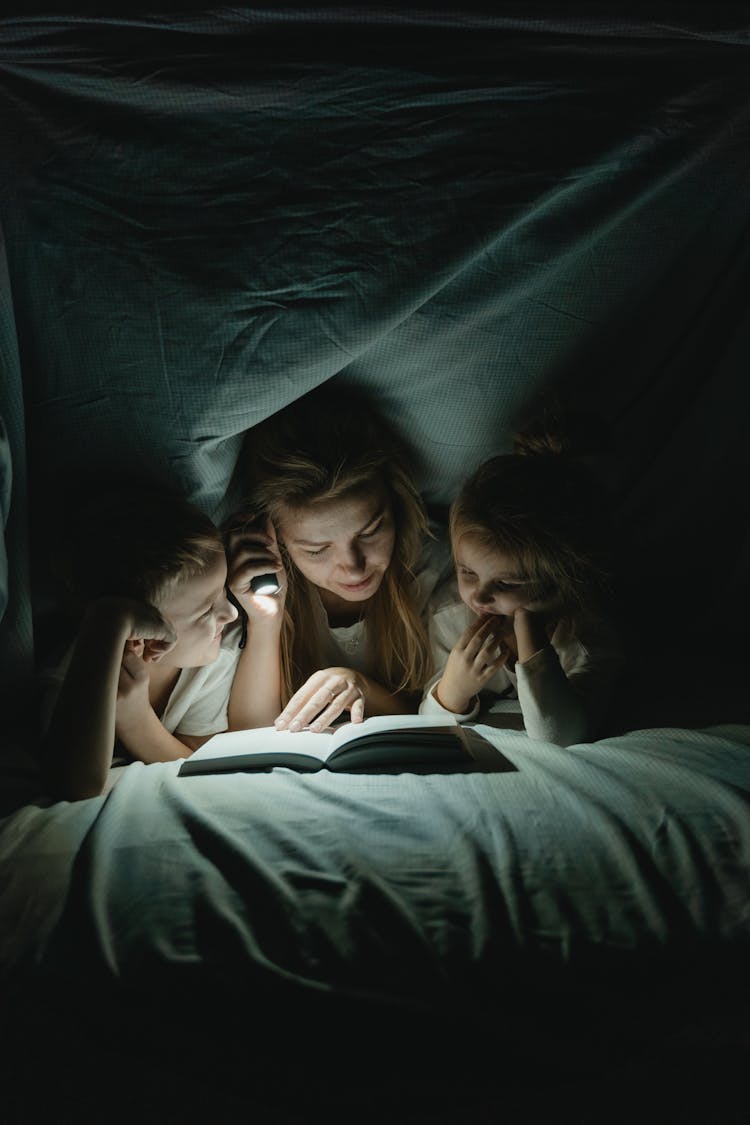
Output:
(178, 713), (515, 776)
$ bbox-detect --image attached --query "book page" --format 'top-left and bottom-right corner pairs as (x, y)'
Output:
(190, 726), (336, 763)
(191, 714), (460, 764)
(328, 712), (459, 752)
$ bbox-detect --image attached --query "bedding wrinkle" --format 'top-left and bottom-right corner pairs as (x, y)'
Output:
(0, 724), (749, 1047)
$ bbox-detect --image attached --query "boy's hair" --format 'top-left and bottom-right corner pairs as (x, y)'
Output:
(450, 419), (613, 617)
(231, 385), (432, 700)
(54, 485), (225, 615)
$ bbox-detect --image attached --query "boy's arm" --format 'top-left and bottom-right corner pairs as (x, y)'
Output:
(115, 695), (207, 761)
(114, 649), (208, 762)
(42, 603), (145, 800)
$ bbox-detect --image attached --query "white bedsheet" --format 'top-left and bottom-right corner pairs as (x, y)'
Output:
(2, 724), (749, 1004)
(2, 723), (749, 1121)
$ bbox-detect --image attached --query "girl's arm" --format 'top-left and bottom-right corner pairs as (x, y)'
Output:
(225, 524), (287, 729)
(43, 599), (175, 801)
(513, 645), (588, 746)
(274, 666), (418, 732)
(514, 610), (625, 746)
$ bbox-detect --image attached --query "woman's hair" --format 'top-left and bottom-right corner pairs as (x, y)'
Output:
(449, 415), (613, 618)
(232, 387), (432, 701)
(54, 484), (225, 616)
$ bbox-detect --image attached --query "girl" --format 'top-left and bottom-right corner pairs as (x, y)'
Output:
(420, 426), (624, 746)
(225, 386), (449, 733)
(41, 487), (240, 800)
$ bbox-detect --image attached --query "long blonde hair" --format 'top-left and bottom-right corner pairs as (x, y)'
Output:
(234, 388), (433, 702)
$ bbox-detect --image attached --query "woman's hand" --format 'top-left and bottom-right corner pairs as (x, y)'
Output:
(226, 521), (287, 622)
(274, 667), (366, 732)
(434, 616), (509, 714)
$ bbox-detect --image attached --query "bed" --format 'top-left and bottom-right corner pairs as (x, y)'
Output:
(1, 6), (750, 1122)
(2, 721), (750, 1122)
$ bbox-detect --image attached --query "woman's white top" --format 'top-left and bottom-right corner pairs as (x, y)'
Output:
(310, 530), (452, 680)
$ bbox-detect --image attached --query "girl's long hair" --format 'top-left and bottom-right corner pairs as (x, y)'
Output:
(449, 415), (614, 621)
(233, 388), (433, 703)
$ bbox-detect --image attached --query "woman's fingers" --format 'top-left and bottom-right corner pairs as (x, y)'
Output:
(275, 673), (363, 732)
(282, 678), (349, 731)
(306, 682), (364, 731)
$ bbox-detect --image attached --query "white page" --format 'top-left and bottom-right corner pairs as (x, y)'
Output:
(191, 713), (459, 764)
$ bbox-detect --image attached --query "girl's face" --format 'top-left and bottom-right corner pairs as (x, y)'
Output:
(276, 488), (396, 609)
(156, 554), (238, 667)
(455, 534), (556, 624)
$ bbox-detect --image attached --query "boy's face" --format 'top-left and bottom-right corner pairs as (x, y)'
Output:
(455, 534), (555, 627)
(156, 555), (238, 668)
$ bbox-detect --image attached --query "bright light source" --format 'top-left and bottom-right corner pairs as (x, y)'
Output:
(250, 573), (281, 596)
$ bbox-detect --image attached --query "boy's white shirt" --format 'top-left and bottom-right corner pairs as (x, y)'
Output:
(160, 627), (243, 735)
(420, 577), (625, 746)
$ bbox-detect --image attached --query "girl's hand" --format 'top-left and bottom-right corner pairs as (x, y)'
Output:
(512, 606), (554, 665)
(274, 668), (366, 732)
(434, 616), (509, 714)
(226, 521), (287, 622)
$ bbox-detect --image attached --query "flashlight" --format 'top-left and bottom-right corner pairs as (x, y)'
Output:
(250, 572), (281, 596)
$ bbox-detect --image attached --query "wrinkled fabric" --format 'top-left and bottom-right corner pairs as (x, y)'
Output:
(1, 10), (749, 732)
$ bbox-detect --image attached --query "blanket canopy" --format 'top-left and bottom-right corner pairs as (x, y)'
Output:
(2, 11), (750, 1123)
(1, 5), (750, 729)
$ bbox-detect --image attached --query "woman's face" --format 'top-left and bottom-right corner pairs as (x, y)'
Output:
(454, 534), (556, 624)
(276, 488), (396, 607)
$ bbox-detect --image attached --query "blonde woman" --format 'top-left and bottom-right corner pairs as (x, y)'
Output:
(226, 387), (448, 732)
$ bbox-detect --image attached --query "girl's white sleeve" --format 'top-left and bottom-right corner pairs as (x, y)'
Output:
(419, 674), (480, 721)
(515, 623), (625, 746)
(418, 594), (480, 721)
(514, 645), (588, 746)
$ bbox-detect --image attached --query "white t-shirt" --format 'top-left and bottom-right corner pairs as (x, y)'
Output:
(160, 629), (242, 736)
(420, 578), (625, 746)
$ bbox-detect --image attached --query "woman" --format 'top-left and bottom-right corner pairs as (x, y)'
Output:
(225, 386), (447, 732)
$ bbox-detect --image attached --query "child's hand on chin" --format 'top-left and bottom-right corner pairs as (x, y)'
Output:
(435, 616), (509, 714)
(511, 605), (555, 664)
